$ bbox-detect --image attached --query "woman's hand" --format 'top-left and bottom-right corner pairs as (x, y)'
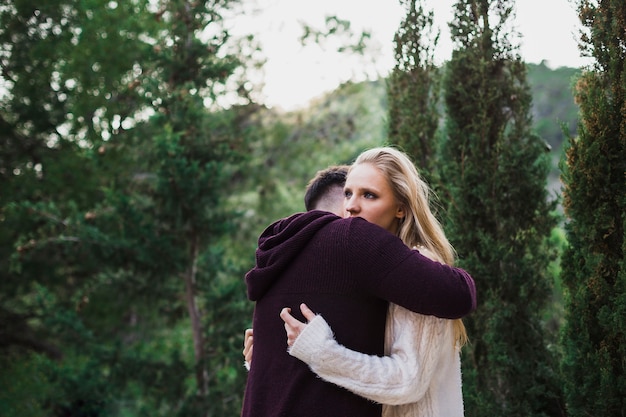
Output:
(243, 328), (253, 364)
(280, 303), (316, 347)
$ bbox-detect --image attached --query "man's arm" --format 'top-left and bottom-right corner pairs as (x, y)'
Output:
(348, 220), (477, 319)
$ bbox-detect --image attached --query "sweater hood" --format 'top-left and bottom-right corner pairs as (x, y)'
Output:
(246, 210), (339, 301)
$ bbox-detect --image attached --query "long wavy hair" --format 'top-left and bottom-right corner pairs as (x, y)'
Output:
(351, 146), (468, 346)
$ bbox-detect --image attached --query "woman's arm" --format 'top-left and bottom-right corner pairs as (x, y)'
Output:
(283, 303), (454, 405)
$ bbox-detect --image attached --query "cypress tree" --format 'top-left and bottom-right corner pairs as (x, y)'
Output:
(0, 1), (160, 413)
(387, 0), (441, 183)
(440, 1), (565, 415)
(560, 1), (626, 415)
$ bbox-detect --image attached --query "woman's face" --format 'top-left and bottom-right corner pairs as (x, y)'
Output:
(343, 162), (404, 234)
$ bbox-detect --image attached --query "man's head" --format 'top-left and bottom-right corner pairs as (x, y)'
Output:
(304, 165), (349, 216)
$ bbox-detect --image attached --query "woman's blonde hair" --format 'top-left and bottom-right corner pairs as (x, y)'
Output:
(351, 146), (468, 347)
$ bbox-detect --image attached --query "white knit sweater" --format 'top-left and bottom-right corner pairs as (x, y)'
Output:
(289, 303), (464, 417)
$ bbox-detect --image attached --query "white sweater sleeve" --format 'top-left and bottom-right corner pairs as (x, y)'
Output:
(289, 304), (453, 405)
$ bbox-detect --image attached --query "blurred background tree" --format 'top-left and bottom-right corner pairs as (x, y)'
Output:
(438, 0), (565, 415)
(0, 0), (258, 415)
(386, 0), (441, 184)
(560, 0), (626, 415)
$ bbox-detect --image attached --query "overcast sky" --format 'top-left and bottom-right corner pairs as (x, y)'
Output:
(237, 0), (590, 110)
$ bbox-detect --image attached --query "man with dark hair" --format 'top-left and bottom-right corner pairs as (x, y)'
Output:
(242, 165), (348, 368)
(303, 165), (350, 212)
(240, 165), (476, 417)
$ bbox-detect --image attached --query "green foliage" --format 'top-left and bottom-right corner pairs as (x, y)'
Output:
(527, 62), (580, 150)
(300, 15), (373, 55)
(559, 1), (626, 415)
(0, 353), (51, 417)
(240, 80), (387, 222)
(387, 0), (441, 185)
(0, 0), (594, 414)
(440, 1), (565, 415)
(1, 0), (255, 415)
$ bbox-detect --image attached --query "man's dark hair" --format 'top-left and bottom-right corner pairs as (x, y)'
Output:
(304, 165), (349, 211)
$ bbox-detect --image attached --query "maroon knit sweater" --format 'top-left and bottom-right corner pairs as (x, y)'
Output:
(241, 210), (476, 417)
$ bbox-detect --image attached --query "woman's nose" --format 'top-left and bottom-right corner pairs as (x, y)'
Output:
(344, 197), (358, 215)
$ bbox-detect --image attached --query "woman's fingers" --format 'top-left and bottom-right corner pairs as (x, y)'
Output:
(246, 305), (319, 354)
(243, 328), (254, 363)
(245, 345), (253, 363)
(280, 307), (306, 346)
(279, 307), (293, 324)
(300, 303), (316, 321)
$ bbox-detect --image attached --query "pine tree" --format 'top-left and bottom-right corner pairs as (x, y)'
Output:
(439, 1), (565, 415)
(387, 0), (441, 182)
(0, 1), (159, 413)
(560, 1), (626, 415)
(0, 0), (256, 414)
(95, 0), (255, 413)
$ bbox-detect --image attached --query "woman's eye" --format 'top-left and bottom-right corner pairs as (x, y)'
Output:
(344, 191), (352, 198)
(364, 192), (376, 199)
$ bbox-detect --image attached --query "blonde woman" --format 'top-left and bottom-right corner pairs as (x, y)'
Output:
(281, 146), (468, 417)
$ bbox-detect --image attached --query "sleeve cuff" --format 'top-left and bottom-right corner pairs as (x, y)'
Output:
(288, 314), (334, 362)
